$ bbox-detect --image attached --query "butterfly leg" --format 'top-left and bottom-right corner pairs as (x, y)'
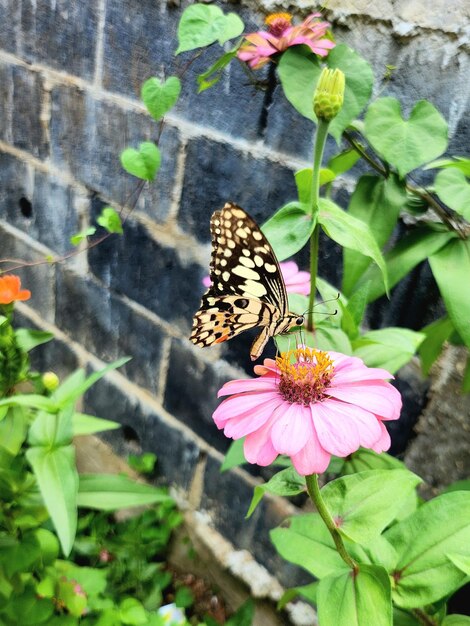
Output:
(250, 326), (271, 361)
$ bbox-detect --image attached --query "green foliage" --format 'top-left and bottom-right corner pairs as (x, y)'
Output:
(97, 207), (124, 235)
(262, 202), (315, 261)
(121, 142), (161, 181)
(141, 76), (181, 121)
(176, 4), (244, 54)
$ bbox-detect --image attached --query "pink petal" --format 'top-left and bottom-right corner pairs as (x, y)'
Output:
(202, 275), (211, 288)
(371, 421), (391, 452)
(224, 396), (282, 439)
(311, 400), (361, 456)
(253, 359), (279, 376)
(271, 403), (313, 456)
(280, 261), (299, 279)
(218, 377), (278, 397)
(290, 425), (331, 475)
(244, 415), (279, 466)
(328, 400), (383, 449)
(326, 382), (402, 421)
(213, 390), (279, 428)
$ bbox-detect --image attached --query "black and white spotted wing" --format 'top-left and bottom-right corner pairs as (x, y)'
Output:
(190, 203), (304, 360)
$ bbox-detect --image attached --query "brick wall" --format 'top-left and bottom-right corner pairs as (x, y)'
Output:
(0, 0), (469, 590)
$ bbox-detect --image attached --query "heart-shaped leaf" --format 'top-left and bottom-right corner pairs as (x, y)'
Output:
(176, 4), (243, 54)
(141, 76), (181, 121)
(262, 202), (315, 261)
(278, 47), (321, 121)
(434, 168), (470, 220)
(120, 142), (160, 181)
(364, 98), (448, 177)
(96, 206), (123, 234)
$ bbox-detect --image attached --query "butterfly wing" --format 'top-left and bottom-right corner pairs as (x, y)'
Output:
(208, 203), (289, 315)
(190, 294), (279, 347)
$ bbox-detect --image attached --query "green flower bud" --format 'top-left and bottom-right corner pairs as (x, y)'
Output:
(42, 371), (59, 392)
(313, 68), (345, 121)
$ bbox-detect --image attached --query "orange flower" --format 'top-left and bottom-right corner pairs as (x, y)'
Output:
(0, 275), (31, 304)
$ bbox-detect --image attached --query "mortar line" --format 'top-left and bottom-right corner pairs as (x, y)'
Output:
(93, 0), (107, 88)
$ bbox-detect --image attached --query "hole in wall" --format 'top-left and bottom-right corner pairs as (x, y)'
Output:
(18, 197), (33, 218)
(122, 425), (140, 445)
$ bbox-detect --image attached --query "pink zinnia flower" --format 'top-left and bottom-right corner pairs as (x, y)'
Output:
(214, 347), (401, 475)
(202, 260), (310, 296)
(238, 12), (335, 70)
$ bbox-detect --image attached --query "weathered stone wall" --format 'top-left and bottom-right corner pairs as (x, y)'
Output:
(0, 0), (469, 599)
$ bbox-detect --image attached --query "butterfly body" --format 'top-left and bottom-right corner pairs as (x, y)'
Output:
(190, 203), (304, 360)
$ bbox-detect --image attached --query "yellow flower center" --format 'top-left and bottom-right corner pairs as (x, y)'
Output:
(276, 347), (334, 405)
(265, 12), (293, 36)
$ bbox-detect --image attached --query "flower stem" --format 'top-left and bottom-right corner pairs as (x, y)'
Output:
(307, 118), (329, 331)
(305, 473), (357, 571)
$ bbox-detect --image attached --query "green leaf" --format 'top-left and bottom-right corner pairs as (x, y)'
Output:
(176, 4), (244, 54)
(429, 238), (470, 350)
(271, 513), (368, 579)
(52, 358), (130, 409)
(418, 316), (455, 376)
(119, 597), (147, 625)
(96, 206), (123, 234)
(0, 406), (27, 455)
(127, 452), (157, 474)
(28, 403), (74, 447)
(357, 227), (455, 303)
(72, 412), (120, 436)
(277, 582), (318, 610)
(317, 564), (392, 626)
(35, 528), (60, 564)
(321, 470), (421, 543)
(425, 156), (470, 176)
(226, 599), (255, 626)
(70, 226), (96, 246)
(447, 552), (470, 576)
(443, 616), (470, 626)
(120, 142), (160, 181)
(327, 44), (374, 142)
(175, 585), (194, 608)
(77, 473), (172, 510)
(385, 491), (470, 608)
(342, 174), (406, 295)
(15, 328), (54, 352)
(328, 148), (361, 176)
(0, 393), (57, 412)
(319, 198), (388, 294)
(313, 323), (353, 354)
(278, 47), (321, 121)
(393, 608), (421, 626)
(364, 98), (448, 177)
(247, 467), (305, 518)
(435, 168), (470, 220)
(221, 438), (246, 472)
(344, 448), (407, 473)
(26, 445), (78, 556)
(141, 76), (181, 121)
(197, 47), (239, 92)
(262, 202), (315, 261)
(352, 327), (425, 373)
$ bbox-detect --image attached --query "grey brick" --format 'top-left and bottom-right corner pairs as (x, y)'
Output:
(0, 222), (55, 323)
(84, 374), (200, 490)
(163, 338), (232, 451)
(0, 62), (48, 158)
(49, 84), (180, 222)
(88, 215), (204, 331)
(19, 0), (99, 80)
(55, 266), (167, 395)
(178, 137), (298, 243)
(0, 153), (82, 255)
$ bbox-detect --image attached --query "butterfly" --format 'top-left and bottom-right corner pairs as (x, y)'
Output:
(190, 202), (305, 361)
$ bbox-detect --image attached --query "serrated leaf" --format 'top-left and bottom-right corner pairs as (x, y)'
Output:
(429, 238), (470, 351)
(385, 491), (470, 608)
(317, 564), (392, 626)
(319, 198), (388, 294)
(434, 168), (470, 220)
(176, 4), (243, 54)
(96, 207), (123, 234)
(321, 469), (421, 543)
(364, 98), (448, 177)
(262, 202), (315, 261)
(120, 142), (160, 181)
(327, 44), (374, 142)
(141, 76), (181, 120)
